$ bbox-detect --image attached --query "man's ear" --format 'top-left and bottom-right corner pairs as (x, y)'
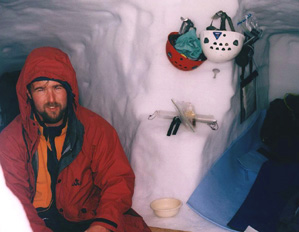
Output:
(26, 89), (32, 99)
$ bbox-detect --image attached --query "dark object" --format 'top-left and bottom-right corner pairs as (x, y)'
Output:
(206, 10), (235, 31)
(179, 17), (194, 35)
(235, 44), (254, 67)
(235, 24), (261, 68)
(0, 71), (20, 132)
(240, 69), (258, 123)
(167, 116), (181, 136)
(227, 160), (299, 232)
(260, 94), (299, 163)
(277, 189), (299, 232)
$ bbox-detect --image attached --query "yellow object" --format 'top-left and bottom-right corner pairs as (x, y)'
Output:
(33, 124), (67, 209)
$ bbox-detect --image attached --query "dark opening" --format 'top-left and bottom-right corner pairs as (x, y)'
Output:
(0, 71), (20, 132)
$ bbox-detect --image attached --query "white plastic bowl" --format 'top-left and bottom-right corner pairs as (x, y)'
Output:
(150, 198), (182, 218)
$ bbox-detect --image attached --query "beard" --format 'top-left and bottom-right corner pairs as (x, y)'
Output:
(37, 102), (67, 125)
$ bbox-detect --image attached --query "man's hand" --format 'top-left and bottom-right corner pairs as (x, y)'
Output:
(85, 225), (111, 232)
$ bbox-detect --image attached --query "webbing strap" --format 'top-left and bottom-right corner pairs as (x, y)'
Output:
(167, 116), (181, 136)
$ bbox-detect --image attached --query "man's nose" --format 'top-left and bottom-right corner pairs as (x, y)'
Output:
(47, 90), (55, 102)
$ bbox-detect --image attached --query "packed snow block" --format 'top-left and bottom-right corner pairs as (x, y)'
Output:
(187, 111), (268, 231)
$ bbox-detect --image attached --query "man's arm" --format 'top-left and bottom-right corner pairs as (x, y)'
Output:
(89, 127), (135, 231)
(0, 128), (52, 232)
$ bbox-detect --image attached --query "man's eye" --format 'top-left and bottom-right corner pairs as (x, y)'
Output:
(55, 85), (63, 90)
(36, 88), (44, 92)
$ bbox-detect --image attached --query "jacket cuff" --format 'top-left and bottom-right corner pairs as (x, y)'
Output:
(90, 218), (118, 232)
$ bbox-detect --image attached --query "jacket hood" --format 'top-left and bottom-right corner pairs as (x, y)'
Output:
(16, 47), (79, 125)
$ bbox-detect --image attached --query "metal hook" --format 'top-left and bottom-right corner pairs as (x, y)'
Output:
(148, 111), (158, 120)
(209, 122), (219, 130)
(179, 17), (194, 34)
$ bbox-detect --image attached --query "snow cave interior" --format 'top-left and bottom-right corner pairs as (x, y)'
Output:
(0, 0), (299, 231)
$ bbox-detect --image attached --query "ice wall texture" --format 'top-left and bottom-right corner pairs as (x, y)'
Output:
(236, 0), (299, 109)
(268, 34), (299, 101)
(0, 0), (238, 194)
(0, 1), (238, 231)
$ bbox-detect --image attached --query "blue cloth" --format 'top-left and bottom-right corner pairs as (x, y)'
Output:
(187, 111), (268, 231)
(174, 29), (202, 60)
(227, 160), (299, 232)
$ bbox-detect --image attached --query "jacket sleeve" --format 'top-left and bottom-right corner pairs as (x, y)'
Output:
(0, 129), (52, 232)
(89, 127), (135, 231)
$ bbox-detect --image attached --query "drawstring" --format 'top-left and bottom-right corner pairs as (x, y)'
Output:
(167, 116), (181, 136)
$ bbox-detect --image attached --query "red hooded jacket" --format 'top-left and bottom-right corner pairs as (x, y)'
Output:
(0, 47), (150, 232)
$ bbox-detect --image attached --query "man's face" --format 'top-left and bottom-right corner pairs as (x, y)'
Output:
(27, 80), (67, 127)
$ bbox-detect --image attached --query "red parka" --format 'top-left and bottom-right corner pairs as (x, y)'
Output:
(0, 47), (150, 232)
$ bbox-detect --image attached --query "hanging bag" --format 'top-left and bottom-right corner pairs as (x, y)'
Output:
(200, 11), (245, 63)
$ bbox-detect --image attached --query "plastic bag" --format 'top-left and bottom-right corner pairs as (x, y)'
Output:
(174, 28), (202, 60)
(148, 99), (218, 132)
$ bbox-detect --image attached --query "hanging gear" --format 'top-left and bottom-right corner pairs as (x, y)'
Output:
(166, 17), (206, 71)
(240, 66), (258, 123)
(167, 116), (182, 136)
(200, 11), (245, 63)
(236, 13), (262, 122)
(148, 99), (219, 134)
(235, 13), (263, 68)
(239, 35), (258, 123)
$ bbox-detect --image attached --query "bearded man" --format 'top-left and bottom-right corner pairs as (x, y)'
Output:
(0, 47), (151, 232)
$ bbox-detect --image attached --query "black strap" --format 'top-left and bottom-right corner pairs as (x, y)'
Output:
(208, 11), (235, 31)
(47, 132), (60, 198)
(240, 53), (254, 81)
(43, 124), (65, 201)
(167, 116), (181, 136)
